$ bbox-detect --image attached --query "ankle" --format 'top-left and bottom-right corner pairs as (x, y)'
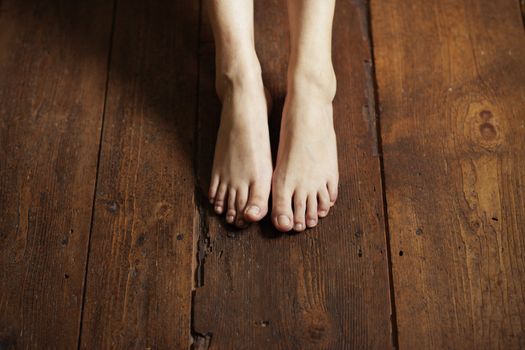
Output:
(215, 49), (263, 99)
(287, 60), (337, 101)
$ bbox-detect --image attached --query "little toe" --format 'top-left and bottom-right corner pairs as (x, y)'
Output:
(244, 182), (270, 222)
(235, 187), (249, 228)
(226, 188), (236, 224)
(318, 187), (331, 218)
(327, 179), (338, 206)
(306, 193), (318, 228)
(208, 175), (220, 204)
(271, 189), (294, 232)
(292, 192), (307, 232)
(214, 183), (228, 214)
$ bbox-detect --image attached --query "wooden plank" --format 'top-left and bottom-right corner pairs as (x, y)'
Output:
(192, 1), (393, 348)
(0, 1), (114, 348)
(372, 0), (525, 348)
(521, 0), (525, 26)
(78, 1), (200, 348)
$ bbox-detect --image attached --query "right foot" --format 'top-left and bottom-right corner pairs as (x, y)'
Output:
(208, 55), (273, 227)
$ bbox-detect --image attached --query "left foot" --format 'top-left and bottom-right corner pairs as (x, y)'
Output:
(271, 65), (339, 232)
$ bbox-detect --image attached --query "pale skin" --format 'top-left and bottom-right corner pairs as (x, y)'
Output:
(207, 0), (338, 232)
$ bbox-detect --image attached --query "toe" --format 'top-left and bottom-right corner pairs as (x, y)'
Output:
(306, 193), (318, 227)
(235, 187), (249, 228)
(318, 187), (331, 218)
(271, 188), (294, 232)
(226, 188), (236, 224)
(292, 192), (307, 232)
(327, 179), (338, 206)
(244, 182), (270, 222)
(214, 183), (228, 214)
(208, 175), (220, 204)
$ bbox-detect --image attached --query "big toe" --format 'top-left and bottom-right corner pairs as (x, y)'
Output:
(243, 183), (270, 222)
(271, 190), (294, 232)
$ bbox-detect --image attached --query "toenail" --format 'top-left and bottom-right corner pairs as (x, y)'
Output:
(209, 198), (214, 204)
(294, 223), (304, 231)
(215, 205), (222, 213)
(245, 206), (260, 216)
(226, 215), (235, 223)
(307, 219), (317, 227)
(237, 219), (246, 227)
(318, 210), (327, 217)
(277, 215), (291, 227)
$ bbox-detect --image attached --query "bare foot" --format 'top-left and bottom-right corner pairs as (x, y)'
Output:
(271, 66), (339, 232)
(208, 56), (273, 227)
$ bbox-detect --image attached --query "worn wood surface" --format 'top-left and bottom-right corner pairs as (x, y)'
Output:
(78, 1), (199, 349)
(372, 0), (525, 348)
(1, 0), (525, 348)
(0, 1), (114, 348)
(192, 1), (393, 348)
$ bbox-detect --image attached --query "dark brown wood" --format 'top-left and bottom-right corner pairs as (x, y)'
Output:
(372, 0), (525, 348)
(192, 1), (393, 348)
(521, 0), (525, 26)
(0, 0), (114, 348)
(78, 1), (200, 348)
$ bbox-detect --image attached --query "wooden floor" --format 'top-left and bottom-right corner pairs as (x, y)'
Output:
(1, 0), (524, 349)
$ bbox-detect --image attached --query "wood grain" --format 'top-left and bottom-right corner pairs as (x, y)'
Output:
(0, 0), (114, 348)
(78, 1), (199, 348)
(372, 0), (525, 348)
(192, 1), (393, 348)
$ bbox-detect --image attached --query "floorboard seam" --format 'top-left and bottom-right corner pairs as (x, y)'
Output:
(365, 0), (400, 348)
(190, 1), (213, 349)
(76, 1), (119, 348)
